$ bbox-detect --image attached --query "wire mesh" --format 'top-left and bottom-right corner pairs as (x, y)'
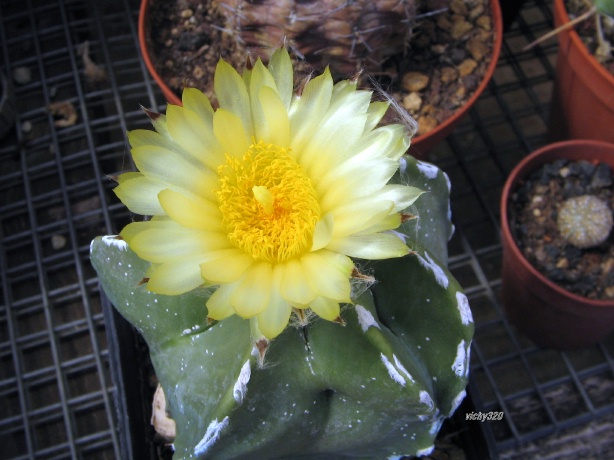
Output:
(0, 0), (613, 458)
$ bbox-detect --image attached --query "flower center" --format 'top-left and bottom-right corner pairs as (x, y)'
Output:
(217, 141), (321, 263)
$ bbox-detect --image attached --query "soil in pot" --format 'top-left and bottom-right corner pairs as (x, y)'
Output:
(144, 0), (496, 139)
(564, 0), (614, 75)
(508, 158), (614, 300)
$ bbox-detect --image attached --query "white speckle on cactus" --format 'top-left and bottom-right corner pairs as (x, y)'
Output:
(380, 353), (406, 386)
(417, 252), (449, 288)
(394, 355), (415, 383)
(449, 390), (467, 417)
(443, 171), (451, 191)
(452, 340), (467, 377)
(419, 391), (434, 411)
(233, 360), (251, 404)
(429, 416), (443, 435)
(355, 304), (381, 332)
(416, 161), (439, 179)
(102, 235), (128, 251)
(305, 355), (316, 375)
(399, 156), (407, 174)
(417, 446), (435, 456)
(387, 229), (408, 243)
(194, 416), (229, 456)
(455, 292), (473, 325)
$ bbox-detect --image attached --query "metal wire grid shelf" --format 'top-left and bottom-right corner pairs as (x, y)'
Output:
(0, 0), (613, 458)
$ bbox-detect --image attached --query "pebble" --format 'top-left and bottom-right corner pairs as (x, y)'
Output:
(13, 66), (31, 85)
(180, 8), (193, 19)
(52, 234), (67, 250)
(402, 92), (422, 111)
(417, 115), (438, 135)
(401, 72), (429, 92)
(590, 163), (613, 188)
(476, 15), (492, 30)
(467, 35), (489, 61)
(458, 59), (478, 77)
(21, 121), (32, 134)
(440, 67), (458, 84)
(450, 18), (473, 40)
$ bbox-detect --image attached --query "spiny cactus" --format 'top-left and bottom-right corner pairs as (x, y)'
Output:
(91, 154), (473, 459)
(217, 0), (417, 77)
(557, 194), (613, 248)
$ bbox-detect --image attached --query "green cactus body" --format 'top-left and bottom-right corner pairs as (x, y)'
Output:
(91, 154), (473, 459)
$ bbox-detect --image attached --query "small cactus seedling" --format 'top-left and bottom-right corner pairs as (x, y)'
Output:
(557, 194), (613, 248)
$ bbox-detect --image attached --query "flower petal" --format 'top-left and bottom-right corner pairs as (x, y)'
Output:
(311, 213), (334, 251)
(206, 283), (237, 320)
(213, 108), (250, 158)
(200, 249), (254, 283)
(256, 298), (292, 339)
(146, 254), (207, 295)
(330, 199), (395, 238)
(257, 86), (290, 146)
(378, 184), (424, 212)
(365, 101), (389, 132)
(288, 68), (333, 155)
(318, 158), (399, 212)
(302, 250), (353, 302)
(120, 218), (172, 244)
(165, 104), (225, 169)
(114, 172), (166, 216)
(230, 262), (273, 317)
(182, 87), (214, 123)
(328, 233), (410, 260)
(130, 226), (230, 263)
(158, 189), (223, 231)
(279, 258), (317, 305)
(131, 145), (219, 202)
(256, 265), (292, 338)
(128, 128), (169, 149)
(214, 58), (253, 138)
(267, 48), (293, 110)
(309, 296), (340, 321)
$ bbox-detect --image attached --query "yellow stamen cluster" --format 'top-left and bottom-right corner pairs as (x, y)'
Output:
(217, 141), (321, 262)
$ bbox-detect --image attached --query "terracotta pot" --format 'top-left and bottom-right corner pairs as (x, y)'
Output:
(500, 140), (614, 350)
(549, 0), (614, 143)
(138, 0), (502, 159)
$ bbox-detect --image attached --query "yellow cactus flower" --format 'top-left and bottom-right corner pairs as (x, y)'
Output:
(114, 48), (422, 339)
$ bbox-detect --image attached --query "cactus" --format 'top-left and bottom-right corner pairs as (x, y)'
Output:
(91, 155), (472, 459)
(216, 0), (417, 77)
(557, 194), (613, 248)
